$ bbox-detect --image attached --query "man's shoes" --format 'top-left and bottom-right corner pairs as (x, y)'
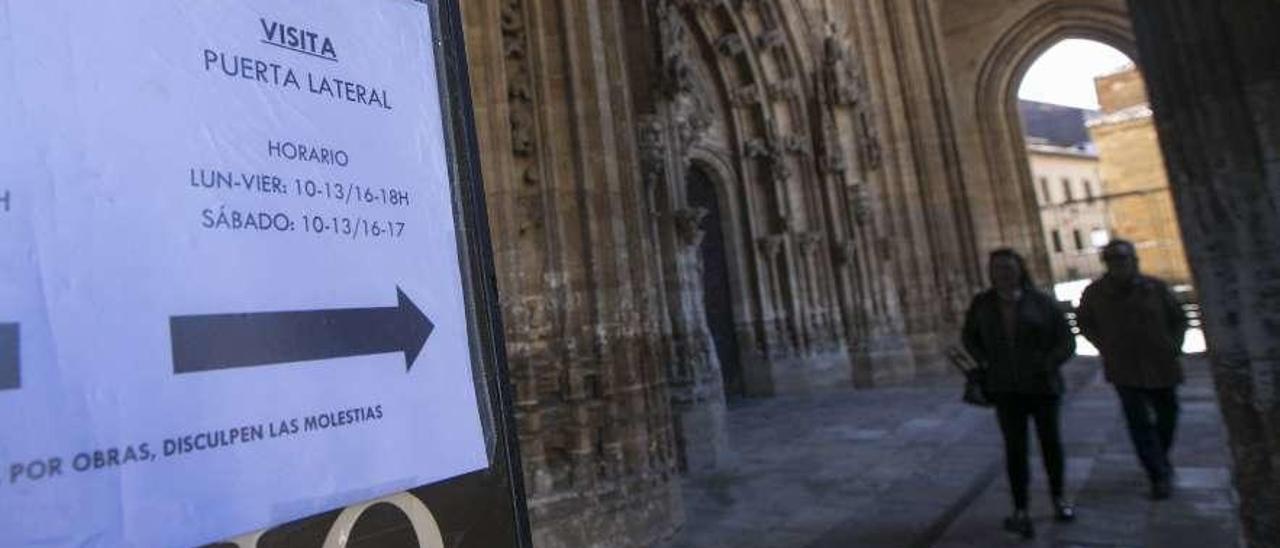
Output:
(1150, 477), (1172, 500)
(1003, 510), (1035, 539)
(1053, 498), (1076, 522)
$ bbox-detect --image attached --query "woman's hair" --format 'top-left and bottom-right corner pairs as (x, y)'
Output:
(988, 247), (1036, 290)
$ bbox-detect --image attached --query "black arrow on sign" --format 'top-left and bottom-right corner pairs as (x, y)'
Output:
(0, 323), (17, 390)
(170, 287), (433, 375)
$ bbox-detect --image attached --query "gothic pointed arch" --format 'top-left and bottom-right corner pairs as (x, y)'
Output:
(971, 0), (1137, 280)
(641, 0), (877, 409)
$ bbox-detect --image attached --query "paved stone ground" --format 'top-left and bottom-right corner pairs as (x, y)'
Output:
(656, 357), (1241, 548)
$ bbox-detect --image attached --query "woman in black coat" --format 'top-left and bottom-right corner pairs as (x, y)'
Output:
(962, 248), (1077, 538)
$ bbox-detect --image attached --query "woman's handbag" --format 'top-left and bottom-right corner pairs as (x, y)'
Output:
(947, 346), (993, 407)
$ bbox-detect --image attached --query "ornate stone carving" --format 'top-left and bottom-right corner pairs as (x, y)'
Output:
(782, 133), (810, 156)
(510, 109), (535, 156)
(756, 234), (786, 259)
(637, 115), (668, 187)
(744, 137), (770, 158)
(656, 0), (695, 98)
(817, 23), (883, 173)
(745, 138), (792, 184)
(500, 0), (527, 57)
(673, 207), (709, 247)
(832, 239), (857, 266)
(821, 152), (848, 175)
(767, 152), (793, 185)
(675, 107), (713, 152)
(675, 0), (719, 9)
(755, 29), (785, 51)
(846, 179), (871, 225)
(716, 33), (747, 57)
(818, 116), (847, 175)
(730, 84), (761, 107)
(819, 24), (865, 107)
(859, 111), (883, 171)
(649, 1), (715, 158)
(502, 0), (542, 184)
(796, 231), (824, 255)
(767, 79), (798, 101)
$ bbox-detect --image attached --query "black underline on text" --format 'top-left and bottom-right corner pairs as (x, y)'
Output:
(259, 40), (338, 63)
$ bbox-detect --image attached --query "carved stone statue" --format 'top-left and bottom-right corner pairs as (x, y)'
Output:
(657, 1), (695, 98)
(637, 115), (668, 187)
(820, 24), (862, 107)
(674, 207), (710, 247)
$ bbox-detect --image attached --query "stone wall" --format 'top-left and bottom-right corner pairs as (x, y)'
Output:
(927, 0), (1133, 284)
(461, 1), (683, 546)
(1088, 111), (1192, 286)
(452, 0), (1280, 546)
(1094, 66), (1146, 113)
(1126, 1), (1280, 544)
(456, 1), (982, 545)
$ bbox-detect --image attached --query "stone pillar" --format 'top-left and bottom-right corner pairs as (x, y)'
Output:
(854, 0), (982, 378)
(632, 0), (733, 473)
(1126, 1), (1280, 544)
(462, 0), (684, 546)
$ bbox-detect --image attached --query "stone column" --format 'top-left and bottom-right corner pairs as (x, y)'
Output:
(463, 0), (684, 546)
(854, 0), (982, 377)
(1127, 1), (1280, 545)
(632, 0), (732, 473)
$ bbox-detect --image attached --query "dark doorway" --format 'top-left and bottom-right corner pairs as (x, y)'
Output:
(687, 167), (743, 398)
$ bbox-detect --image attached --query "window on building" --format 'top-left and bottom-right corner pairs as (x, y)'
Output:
(1052, 230), (1063, 253)
(1073, 229), (1084, 251)
(1083, 179), (1094, 200)
(1091, 228), (1109, 248)
(1061, 178), (1074, 202)
(1038, 177), (1050, 204)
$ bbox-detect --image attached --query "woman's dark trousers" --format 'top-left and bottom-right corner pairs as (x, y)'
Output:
(994, 393), (1066, 510)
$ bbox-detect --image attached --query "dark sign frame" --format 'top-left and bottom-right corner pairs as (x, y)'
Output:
(212, 1), (531, 546)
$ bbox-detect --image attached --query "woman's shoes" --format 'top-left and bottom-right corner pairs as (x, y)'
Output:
(1002, 510), (1035, 539)
(1150, 477), (1172, 500)
(1053, 498), (1076, 522)
(1003, 501), (1074, 538)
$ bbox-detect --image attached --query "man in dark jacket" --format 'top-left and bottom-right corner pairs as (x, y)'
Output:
(1077, 239), (1188, 500)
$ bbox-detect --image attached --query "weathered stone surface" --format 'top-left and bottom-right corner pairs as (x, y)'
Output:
(463, 1), (685, 546)
(1127, 1), (1280, 545)
(456, 1), (974, 545)
(1088, 67), (1193, 286)
(451, 0), (1280, 546)
(928, 0), (1134, 283)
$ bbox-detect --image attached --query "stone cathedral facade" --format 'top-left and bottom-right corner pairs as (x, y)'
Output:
(456, 0), (1280, 546)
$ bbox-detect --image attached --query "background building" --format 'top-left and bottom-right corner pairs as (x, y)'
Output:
(1020, 101), (1110, 283)
(1088, 66), (1193, 285)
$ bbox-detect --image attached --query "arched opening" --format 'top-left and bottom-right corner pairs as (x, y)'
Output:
(1012, 38), (1202, 353)
(687, 164), (744, 398)
(1017, 39), (1129, 287)
(969, 2), (1137, 283)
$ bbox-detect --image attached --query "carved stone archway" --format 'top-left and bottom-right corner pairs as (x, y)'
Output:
(638, 0), (903, 471)
(685, 155), (745, 398)
(973, 0), (1137, 280)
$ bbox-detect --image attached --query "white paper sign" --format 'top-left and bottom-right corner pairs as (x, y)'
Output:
(0, 1), (489, 546)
